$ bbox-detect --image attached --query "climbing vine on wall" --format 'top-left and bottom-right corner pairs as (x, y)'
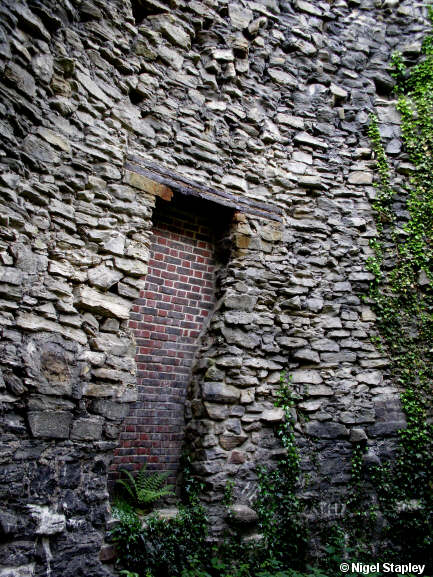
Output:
(254, 374), (307, 568)
(366, 5), (433, 563)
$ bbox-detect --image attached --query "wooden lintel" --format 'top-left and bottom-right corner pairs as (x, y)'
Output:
(124, 155), (283, 223)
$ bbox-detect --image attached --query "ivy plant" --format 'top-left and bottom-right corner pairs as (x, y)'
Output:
(253, 373), (308, 569)
(364, 4), (433, 565)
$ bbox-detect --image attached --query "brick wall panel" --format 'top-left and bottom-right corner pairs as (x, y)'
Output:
(110, 199), (219, 479)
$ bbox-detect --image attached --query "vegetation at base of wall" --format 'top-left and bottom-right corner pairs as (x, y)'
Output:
(361, 4), (433, 565)
(253, 373), (307, 568)
(110, 376), (307, 577)
(110, 495), (208, 577)
(110, 366), (432, 577)
(110, 375), (365, 577)
(115, 464), (175, 512)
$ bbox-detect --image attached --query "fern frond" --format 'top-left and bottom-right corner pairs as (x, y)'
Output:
(136, 466), (170, 492)
(116, 469), (138, 500)
(137, 485), (175, 505)
(116, 464), (174, 508)
(119, 468), (136, 485)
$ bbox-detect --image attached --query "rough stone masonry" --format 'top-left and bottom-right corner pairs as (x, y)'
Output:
(0, 0), (429, 575)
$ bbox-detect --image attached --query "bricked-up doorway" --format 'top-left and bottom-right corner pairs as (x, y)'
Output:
(110, 193), (232, 482)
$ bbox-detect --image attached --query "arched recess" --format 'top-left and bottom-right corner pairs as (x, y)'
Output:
(109, 156), (283, 484)
(110, 193), (233, 482)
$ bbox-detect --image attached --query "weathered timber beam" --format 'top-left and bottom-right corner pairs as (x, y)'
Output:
(124, 155), (283, 223)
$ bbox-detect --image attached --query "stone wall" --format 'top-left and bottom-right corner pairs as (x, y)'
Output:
(0, 0), (430, 574)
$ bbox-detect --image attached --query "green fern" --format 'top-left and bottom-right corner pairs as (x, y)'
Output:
(116, 464), (174, 509)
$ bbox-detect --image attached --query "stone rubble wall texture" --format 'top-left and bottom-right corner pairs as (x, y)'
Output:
(0, 0), (429, 574)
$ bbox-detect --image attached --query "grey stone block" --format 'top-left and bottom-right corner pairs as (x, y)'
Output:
(28, 411), (72, 439)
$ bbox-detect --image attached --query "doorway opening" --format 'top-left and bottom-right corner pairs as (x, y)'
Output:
(109, 193), (233, 484)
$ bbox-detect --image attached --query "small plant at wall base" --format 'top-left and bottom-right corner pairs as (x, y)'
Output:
(110, 474), (209, 577)
(365, 4), (433, 565)
(115, 464), (174, 512)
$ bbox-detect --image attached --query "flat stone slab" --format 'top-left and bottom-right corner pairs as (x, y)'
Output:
(229, 504), (258, 525)
(75, 286), (131, 319)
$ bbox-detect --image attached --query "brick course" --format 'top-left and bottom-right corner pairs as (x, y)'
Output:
(110, 197), (220, 480)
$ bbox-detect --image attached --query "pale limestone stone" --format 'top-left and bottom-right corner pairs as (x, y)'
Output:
(16, 313), (87, 345)
(268, 68), (297, 87)
(153, 16), (191, 49)
(76, 70), (112, 106)
(298, 400), (323, 412)
(294, 131), (328, 149)
(228, 4), (253, 29)
(102, 232), (126, 255)
(114, 256), (148, 276)
(221, 174), (248, 192)
(356, 371), (383, 386)
(308, 385), (334, 396)
(37, 127), (70, 152)
(88, 264), (123, 289)
(330, 83), (348, 99)
(291, 370), (323, 385)
(229, 504), (258, 524)
(348, 171), (373, 185)
(260, 408), (284, 423)
(74, 286), (131, 319)
(28, 505), (66, 535)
